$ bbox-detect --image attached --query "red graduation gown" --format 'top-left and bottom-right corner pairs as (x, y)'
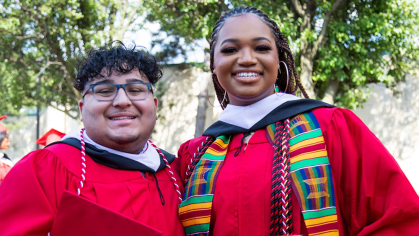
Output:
(178, 107), (419, 235)
(0, 143), (185, 235)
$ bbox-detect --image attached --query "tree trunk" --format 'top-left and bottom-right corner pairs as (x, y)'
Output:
(194, 93), (208, 137)
(322, 78), (340, 104)
(194, 50), (210, 138)
(290, 0), (345, 100)
(299, 53), (316, 98)
(297, 2), (317, 99)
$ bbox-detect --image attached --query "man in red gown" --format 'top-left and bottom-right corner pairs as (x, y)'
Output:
(0, 43), (184, 235)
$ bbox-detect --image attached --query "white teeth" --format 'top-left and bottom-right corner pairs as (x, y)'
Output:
(110, 117), (135, 120)
(235, 72), (259, 78)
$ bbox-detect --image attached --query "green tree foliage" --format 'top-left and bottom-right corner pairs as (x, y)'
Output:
(145, 0), (419, 108)
(0, 0), (145, 117)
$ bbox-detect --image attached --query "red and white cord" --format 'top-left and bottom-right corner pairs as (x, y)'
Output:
(186, 136), (212, 182)
(148, 140), (182, 203)
(279, 119), (292, 234)
(78, 128), (86, 196)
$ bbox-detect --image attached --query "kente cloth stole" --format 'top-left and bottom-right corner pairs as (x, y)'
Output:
(179, 112), (338, 236)
(179, 135), (230, 236)
(266, 112), (339, 236)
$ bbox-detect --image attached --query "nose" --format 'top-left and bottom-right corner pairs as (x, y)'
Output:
(112, 87), (132, 108)
(237, 48), (257, 66)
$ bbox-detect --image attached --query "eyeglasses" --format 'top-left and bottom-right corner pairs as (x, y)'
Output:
(82, 82), (153, 101)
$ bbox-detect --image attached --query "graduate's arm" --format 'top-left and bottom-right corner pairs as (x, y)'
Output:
(177, 136), (207, 186)
(319, 108), (419, 235)
(178, 140), (193, 187)
(0, 150), (59, 235)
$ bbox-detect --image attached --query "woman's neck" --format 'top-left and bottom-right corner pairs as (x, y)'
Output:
(228, 87), (275, 106)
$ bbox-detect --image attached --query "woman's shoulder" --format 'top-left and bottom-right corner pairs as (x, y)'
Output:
(308, 106), (363, 131)
(179, 136), (208, 158)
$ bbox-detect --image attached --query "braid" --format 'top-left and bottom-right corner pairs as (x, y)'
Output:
(209, 6), (309, 110)
(270, 119), (293, 235)
(185, 136), (216, 183)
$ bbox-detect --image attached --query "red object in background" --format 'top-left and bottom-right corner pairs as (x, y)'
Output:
(0, 115), (7, 133)
(36, 128), (66, 146)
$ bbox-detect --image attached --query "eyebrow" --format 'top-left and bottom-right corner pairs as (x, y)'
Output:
(253, 37), (271, 43)
(93, 79), (113, 84)
(92, 78), (145, 84)
(220, 38), (239, 46)
(220, 37), (272, 46)
(126, 78), (145, 83)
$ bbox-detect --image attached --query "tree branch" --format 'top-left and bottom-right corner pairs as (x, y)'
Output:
(50, 84), (80, 101)
(219, 0), (229, 12)
(311, 0), (345, 58)
(16, 34), (43, 40)
(5, 56), (30, 67)
(117, 0), (129, 40)
(41, 101), (79, 119)
(117, 1), (143, 40)
(33, 61), (63, 79)
(289, 0), (305, 17)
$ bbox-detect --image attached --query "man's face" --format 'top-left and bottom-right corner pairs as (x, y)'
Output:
(79, 69), (158, 154)
(0, 131), (9, 150)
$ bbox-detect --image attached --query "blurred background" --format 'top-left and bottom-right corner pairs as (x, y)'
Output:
(0, 0), (418, 191)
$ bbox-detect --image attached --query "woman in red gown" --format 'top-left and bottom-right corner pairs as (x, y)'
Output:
(177, 6), (419, 236)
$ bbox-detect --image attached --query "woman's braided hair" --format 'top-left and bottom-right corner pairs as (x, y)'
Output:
(184, 6), (300, 235)
(209, 6), (309, 109)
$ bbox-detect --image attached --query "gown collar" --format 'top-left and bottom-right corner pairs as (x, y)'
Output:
(54, 132), (173, 173)
(0, 153), (13, 167)
(219, 93), (300, 129)
(203, 96), (334, 137)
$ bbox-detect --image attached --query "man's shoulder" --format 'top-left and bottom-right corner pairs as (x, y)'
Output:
(40, 141), (83, 175)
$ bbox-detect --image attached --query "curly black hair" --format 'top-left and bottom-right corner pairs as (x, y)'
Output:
(74, 41), (163, 92)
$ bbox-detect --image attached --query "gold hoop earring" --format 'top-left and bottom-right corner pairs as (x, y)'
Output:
(206, 76), (227, 108)
(277, 61), (289, 96)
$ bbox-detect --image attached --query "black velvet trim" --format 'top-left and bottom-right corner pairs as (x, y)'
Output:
(50, 138), (174, 173)
(203, 99), (334, 137)
(1, 153), (11, 161)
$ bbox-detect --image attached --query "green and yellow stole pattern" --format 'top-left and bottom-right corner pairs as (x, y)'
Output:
(180, 112), (339, 236)
(267, 112), (339, 235)
(179, 135), (230, 235)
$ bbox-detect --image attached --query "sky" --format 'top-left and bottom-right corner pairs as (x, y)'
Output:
(122, 20), (206, 64)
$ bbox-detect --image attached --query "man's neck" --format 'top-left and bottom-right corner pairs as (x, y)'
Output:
(84, 132), (148, 154)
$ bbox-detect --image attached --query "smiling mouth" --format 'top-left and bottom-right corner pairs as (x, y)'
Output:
(234, 72), (261, 78)
(109, 116), (135, 120)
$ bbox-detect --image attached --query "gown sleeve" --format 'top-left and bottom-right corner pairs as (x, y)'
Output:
(177, 136), (207, 186)
(318, 108), (419, 235)
(0, 149), (63, 235)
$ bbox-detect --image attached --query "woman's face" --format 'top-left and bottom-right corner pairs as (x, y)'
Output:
(213, 13), (279, 106)
(0, 131), (9, 150)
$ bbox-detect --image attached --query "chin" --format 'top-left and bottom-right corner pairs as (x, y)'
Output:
(108, 133), (139, 144)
